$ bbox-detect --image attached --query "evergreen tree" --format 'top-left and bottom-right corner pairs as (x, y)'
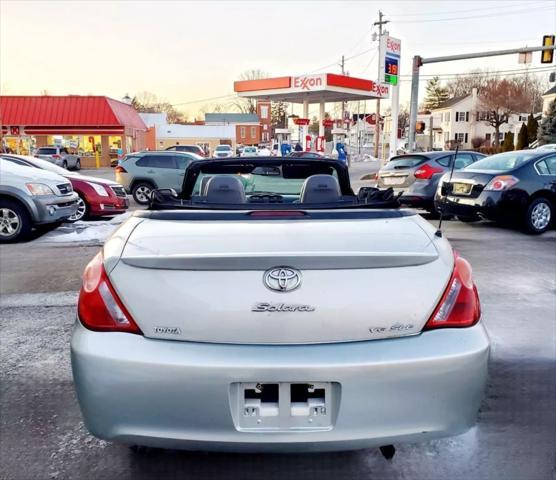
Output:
(516, 123), (529, 150)
(423, 77), (450, 111)
(502, 132), (515, 152)
(537, 101), (556, 145)
(526, 113), (539, 144)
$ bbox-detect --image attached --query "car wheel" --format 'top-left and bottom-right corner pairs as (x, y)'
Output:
(132, 183), (153, 205)
(62, 160), (68, 169)
(0, 200), (31, 243)
(75, 159), (81, 171)
(457, 215), (480, 223)
(525, 197), (552, 234)
(67, 195), (88, 222)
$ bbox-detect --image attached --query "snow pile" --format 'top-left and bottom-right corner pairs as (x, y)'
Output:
(36, 212), (132, 245)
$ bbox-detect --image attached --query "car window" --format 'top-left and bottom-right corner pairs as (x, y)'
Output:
(215, 145), (231, 151)
(469, 151), (538, 171)
(436, 156), (451, 167)
(37, 147), (57, 155)
(454, 153), (475, 169)
(174, 155), (191, 170)
(165, 146), (177, 151)
(0, 156), (29, 166)
(536, 160), (549, 175)
(136, 154), (176, 169)
(542, 155), (556, 174)
(383, 155), (427, 170)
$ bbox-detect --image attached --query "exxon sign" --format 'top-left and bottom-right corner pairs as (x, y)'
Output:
(291, 74), (326, 92)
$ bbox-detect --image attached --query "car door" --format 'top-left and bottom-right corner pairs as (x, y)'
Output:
(138, 154), (177, 189)
(170, 155), (193, 192)
(535, 154), (556, 196)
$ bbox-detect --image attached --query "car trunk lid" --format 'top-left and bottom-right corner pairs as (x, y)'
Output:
(441, 170), (495, 199)
(108, 215), (451, 344)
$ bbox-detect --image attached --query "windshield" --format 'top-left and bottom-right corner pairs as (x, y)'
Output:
(382, 155), (426, 170)
(466, 151), (538, 171)
(215, 145), (231, 151)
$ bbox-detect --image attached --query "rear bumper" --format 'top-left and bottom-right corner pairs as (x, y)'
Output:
(434, 191), (524, 221)
(71, 321), (490, 452)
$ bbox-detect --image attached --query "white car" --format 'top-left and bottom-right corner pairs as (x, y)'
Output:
(241, 146), (258, 157)
(257, 146), (271, 156)
(536, 144), (556, 151)
(213, 145), (234, 158)
(71, 157), (489, 453)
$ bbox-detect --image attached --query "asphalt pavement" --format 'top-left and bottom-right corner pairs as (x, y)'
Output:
(0, 165), (555, 480)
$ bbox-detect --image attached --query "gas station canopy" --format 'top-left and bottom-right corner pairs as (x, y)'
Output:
(234, 73), (389, 103)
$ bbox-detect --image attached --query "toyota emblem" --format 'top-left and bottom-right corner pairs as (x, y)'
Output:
(263, 267), (302, 292)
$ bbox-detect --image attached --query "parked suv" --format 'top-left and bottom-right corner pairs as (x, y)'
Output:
(0, 159), (78, 242)
(1, 155), (128, 222)
(115, 151), (202, 204)
(165, 145), (207, 157)
(213, 144), (234, 158)
(35, 146), (81, 170)
(376, 151), (486, 214)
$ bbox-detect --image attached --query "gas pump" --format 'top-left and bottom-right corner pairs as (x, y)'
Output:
(332, 128), (348, 164)
(275, 128), (291, 156)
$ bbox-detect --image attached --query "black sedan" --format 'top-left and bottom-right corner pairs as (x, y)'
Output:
(435, 150), (556, 234)
(376, 151), (485, 215)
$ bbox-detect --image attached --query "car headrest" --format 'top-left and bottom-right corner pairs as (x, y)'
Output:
(299, 174), (342, 203)
(199, 175), (213, 196)
(205, 176), (246, 204)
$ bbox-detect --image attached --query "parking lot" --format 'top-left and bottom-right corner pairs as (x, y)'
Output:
(1, 165), (555, 480)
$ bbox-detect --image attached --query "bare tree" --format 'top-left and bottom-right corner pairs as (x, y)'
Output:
(232, 69), (268, 114)
(131, 91), (187, 123)
(446, 70), (492, 98)
(480, 79), (530, 147)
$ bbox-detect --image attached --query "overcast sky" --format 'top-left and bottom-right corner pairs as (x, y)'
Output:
(1, 0), (554, 118)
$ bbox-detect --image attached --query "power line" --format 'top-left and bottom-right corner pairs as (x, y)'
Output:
(400, 68), (554, 83)
(389, 1), (550, 17)
(171, 93), (236, 107)
(393, 5), (551, 23)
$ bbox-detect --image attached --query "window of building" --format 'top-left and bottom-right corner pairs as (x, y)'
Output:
(443, 112), (450, 122)
(456, 112), (469, 122)
(260, 105), (269, 119)
(499, 132), (504, 141)
(477, 111), (490, 121)
(443, 131), (450, 142)
(251, 126), (257, 138)
(240, 127), (246, 139)
(455, 133), (467, 143)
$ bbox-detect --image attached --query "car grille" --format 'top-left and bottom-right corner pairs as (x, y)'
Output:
(110, 185), (127, 197)
(57, 183), (73, 195)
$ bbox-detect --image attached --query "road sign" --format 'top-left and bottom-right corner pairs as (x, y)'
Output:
(541, 35), (555, 64)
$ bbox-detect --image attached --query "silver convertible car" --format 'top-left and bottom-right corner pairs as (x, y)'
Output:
(71, 157), (489, 453)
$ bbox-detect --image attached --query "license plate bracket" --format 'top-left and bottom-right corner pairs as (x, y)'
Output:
(230, 382), (338, 432)
(382, 176), (406, 186)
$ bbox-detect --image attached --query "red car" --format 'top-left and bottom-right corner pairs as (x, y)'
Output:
(0, 155), (128, 222)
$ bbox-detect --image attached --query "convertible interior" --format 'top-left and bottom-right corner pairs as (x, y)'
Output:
(149, 157), (401, 210)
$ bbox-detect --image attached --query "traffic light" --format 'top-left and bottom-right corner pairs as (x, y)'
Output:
(541, 35), (555, 64)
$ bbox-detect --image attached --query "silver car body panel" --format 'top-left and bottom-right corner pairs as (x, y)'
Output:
(107, 214), (453, 344)
(71, 320), (489, 452)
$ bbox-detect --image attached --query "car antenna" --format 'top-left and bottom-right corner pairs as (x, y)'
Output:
(435, 142), (460, 238)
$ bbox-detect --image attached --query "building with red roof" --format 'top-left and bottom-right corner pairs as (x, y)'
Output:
(0, 95), (147, 167)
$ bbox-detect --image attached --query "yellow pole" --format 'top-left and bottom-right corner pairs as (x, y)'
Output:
(95, 150), (100, 169)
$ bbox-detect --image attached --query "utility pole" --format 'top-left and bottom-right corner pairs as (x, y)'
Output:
(339, 55), (346, 126)
(373, 10), (389, 159)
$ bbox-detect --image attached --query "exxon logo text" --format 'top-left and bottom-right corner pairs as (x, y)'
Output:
(293, 76), (323, 91)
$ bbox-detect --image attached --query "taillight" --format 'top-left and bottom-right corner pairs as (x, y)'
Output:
(424, 253), (481, 330)
(483, 175), (519, 191)
(414, 164), (443, 180)
(78, 252), (142, 334)
(114, 165), (127, 173)
(52, 154), (61, 159)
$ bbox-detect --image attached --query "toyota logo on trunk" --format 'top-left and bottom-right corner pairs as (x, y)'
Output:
(263, 267), (302, 292)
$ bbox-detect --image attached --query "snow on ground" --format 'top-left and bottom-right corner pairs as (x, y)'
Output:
(36, 212), (132, 245)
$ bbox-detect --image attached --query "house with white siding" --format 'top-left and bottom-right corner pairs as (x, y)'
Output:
(429, 88), (532, 150)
